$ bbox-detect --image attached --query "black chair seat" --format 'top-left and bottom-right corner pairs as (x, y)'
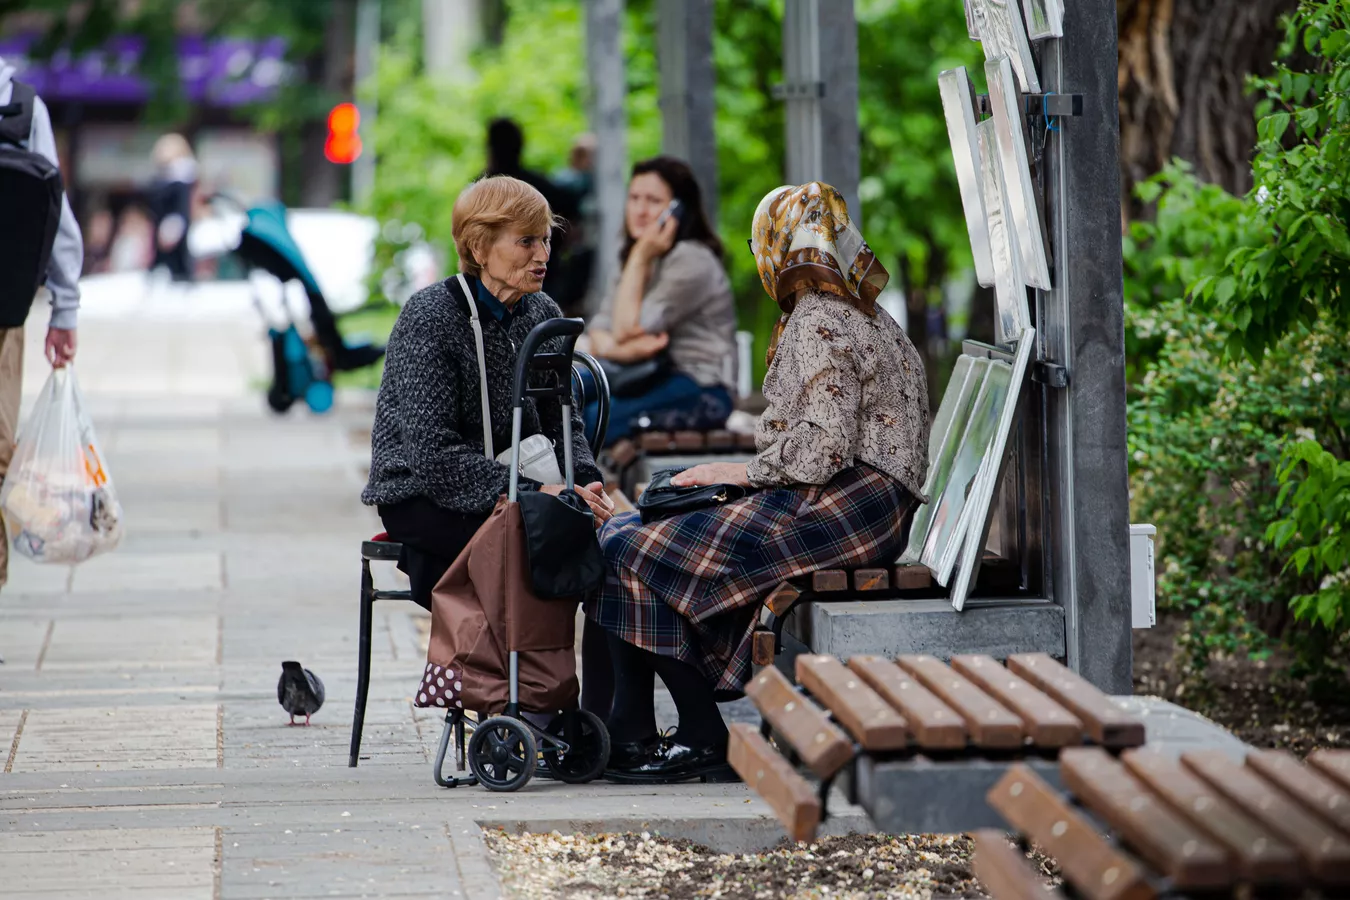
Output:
(362, 540), (403, 561)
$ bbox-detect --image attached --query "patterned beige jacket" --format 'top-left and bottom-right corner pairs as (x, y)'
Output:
(747, 290), (930, 499)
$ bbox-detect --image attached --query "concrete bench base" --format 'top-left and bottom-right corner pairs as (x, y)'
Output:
(782, 597), (1067, 663)
(843, 697), (1248, 835)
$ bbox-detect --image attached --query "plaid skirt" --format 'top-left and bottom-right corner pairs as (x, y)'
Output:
(584, 463), (914, 697)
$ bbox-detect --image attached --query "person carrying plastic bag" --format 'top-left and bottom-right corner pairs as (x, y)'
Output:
(1, 367), (122, 564)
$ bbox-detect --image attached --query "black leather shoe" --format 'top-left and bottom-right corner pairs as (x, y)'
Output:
(604, 738), (739, 784)
(606, 735), (662, 771)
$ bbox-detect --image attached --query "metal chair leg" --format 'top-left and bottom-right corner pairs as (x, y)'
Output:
(349, 559), (375, 767)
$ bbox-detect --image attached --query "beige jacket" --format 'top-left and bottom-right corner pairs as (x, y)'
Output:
(747, 290), (930, 499)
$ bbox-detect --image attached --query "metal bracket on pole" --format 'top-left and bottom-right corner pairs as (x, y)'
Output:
(772, 81), (827, 100)
(975, 92), (1083, 119)
(1032, 362), (1069, 389)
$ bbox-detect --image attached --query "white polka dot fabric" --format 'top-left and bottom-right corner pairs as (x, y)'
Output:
(414, 662), (460, 709)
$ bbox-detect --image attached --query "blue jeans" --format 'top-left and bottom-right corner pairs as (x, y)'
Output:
(576, 369), (733, 446)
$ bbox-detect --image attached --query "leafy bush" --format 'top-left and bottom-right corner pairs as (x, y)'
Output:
(1269, 440), (1350, 635)
(1124, 0), (1350, 676)
(1127, 292), (1350, 672)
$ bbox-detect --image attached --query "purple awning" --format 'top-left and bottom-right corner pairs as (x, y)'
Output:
(0, 35), (290, 106)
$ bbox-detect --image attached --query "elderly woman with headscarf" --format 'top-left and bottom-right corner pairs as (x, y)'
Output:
(584, 183), (931, 784)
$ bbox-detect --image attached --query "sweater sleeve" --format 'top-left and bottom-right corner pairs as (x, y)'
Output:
(384, 304), (523, 513)
(746, 305), (861, 488)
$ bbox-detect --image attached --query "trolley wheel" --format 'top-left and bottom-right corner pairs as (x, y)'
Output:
(468, 716), (537, 792)
(542, 710), (611, 784)
(266, 386), (294, 413)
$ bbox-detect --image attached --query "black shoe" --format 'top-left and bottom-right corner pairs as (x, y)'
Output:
(604, 737), (738, 784)
(606, 735), (662, 771)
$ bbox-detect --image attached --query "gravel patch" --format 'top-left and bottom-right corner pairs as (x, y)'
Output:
(482, 830), (1027, 899)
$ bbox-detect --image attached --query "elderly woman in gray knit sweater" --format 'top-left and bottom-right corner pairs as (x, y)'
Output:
(362, 176), (613, 608)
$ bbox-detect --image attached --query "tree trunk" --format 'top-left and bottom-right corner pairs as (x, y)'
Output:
(1117, 0), (1296, 218)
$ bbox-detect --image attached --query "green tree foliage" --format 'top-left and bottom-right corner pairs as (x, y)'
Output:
(363, 0), (979, 386)
(1188, 0), (1350, 361)
(1126, 0), (1350, 674)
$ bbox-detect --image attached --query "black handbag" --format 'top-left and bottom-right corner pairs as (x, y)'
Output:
(517, 489), (607, 599)
(598, 351), (672, 397)
(636, 467), (756, 524)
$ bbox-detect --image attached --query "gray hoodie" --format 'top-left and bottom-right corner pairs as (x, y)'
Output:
(0, 58), (82, 329)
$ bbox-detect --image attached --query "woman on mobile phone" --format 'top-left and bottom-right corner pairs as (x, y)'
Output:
(582, 156), (737, 445)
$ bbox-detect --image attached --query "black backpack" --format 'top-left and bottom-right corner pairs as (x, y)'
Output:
(0, 81), (64, 328)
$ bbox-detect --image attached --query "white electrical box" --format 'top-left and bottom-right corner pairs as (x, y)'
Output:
(1129, 524), (1156, 629)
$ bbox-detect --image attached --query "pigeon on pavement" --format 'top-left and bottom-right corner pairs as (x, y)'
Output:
(278, 661), (325, 726)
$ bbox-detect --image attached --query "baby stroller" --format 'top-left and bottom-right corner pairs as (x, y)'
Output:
(220, 197), (386, 414)
(426, 318), (614, 792)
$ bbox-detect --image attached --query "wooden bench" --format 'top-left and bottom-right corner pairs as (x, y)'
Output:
(729, 651), (1145, 842)
(976, 748), (1350, 897)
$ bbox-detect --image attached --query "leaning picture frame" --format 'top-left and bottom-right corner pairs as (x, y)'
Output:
(1020, 0), (1064, 40)
(900, 355), (987, 565)
(923, 360), (1012, 585)
(986, 55), (1052, 290)
(948, 327), (1036, 611)
(964, 0), (981, 41)
(939, 66), (995, 288)
(978, 117), (1031, 345)
(970, 0), (1041, 93)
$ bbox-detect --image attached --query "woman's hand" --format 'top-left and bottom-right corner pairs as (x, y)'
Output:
(671, 462), (751, 488)
(541, 481), (615, 526)
(633, 211), (679, 262)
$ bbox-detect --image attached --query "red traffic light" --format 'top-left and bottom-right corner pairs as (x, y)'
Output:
(325, 102), (362, 164)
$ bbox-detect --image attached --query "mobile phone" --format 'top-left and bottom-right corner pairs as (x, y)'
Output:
(657, 199), (685, 227)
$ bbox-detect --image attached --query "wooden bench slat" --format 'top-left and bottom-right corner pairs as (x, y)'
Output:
(1309, 750), (1350, 794)
(1182, 750), (1350, 885)
(811, 570), (849, 592)
(852, 568), (890, 591)
(764, 581), (802, 617)
(673, 430), (707, 451)
(897, 655), (1024, 749)
(987, 764), (1155, 900)
(638, 431), (674, 453)
(735, 432), (757, 450)
(1121, 748), (1302, 884)
(728, 723), (821, 844)
(950, 655), (1084, 748)
(971, 829), (1066, 900)
(795, 655), (908, 752)
(1246, 750), (1350, 838)
(705, 429), (736, 450)
(893, 564), (933, 590)
(608, 439), (638, 467)
(847, 656), (966, 749)
(1005, 653), (1145, 748)
(1059, 748), (1230, 889)
(750, 630), (776, 667)
(744, 665), (854, 779)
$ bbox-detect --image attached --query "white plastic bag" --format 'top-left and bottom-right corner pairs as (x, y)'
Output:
(0, 367), (123, 564)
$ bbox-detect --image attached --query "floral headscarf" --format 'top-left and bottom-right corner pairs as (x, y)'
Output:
(751, 182), (889, 366)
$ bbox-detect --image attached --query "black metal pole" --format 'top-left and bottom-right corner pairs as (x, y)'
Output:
(1037, 0), (1133, 693)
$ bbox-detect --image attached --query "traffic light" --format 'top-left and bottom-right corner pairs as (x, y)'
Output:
(324, 102), (362, 164)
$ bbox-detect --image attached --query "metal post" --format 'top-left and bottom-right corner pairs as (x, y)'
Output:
(423, 0), (483, 83)
(585, 0), (628, 315)
(657, 0), (718, 225)
(352, 0), (380, 207)
(781, 0), (860, 220)
(1037, 0), (1132, 692)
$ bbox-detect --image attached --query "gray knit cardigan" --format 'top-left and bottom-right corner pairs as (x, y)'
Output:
(361, 276), (602, 515)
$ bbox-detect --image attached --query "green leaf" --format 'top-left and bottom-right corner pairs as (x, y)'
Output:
(1214, 276), (1238, 305)
(1265, 111), (1292, 142)
(1233, 304), (1253, 331)
(1297, 106), (1321, 135)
